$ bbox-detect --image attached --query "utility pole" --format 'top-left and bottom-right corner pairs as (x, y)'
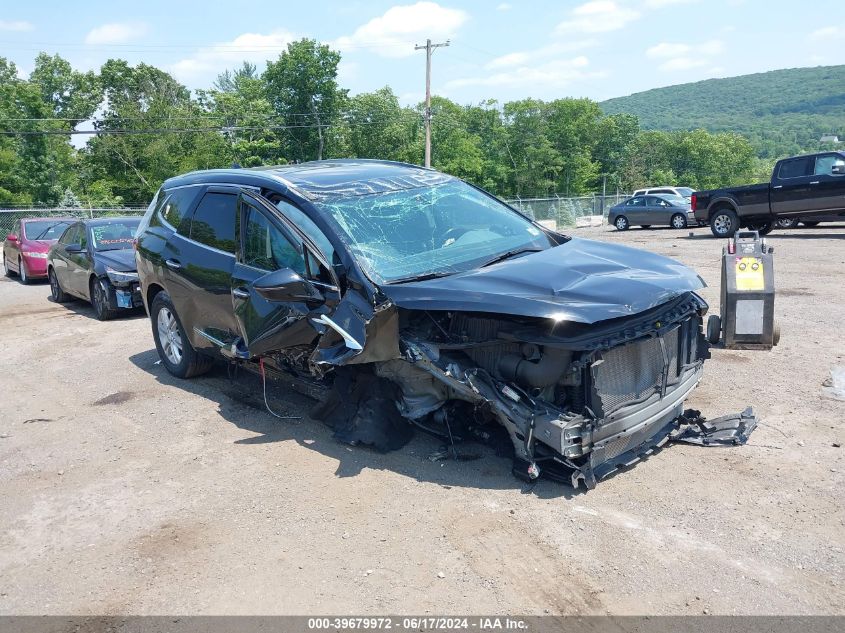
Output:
(415, 38), (449, 168)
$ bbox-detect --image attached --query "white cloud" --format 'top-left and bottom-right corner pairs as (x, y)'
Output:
(644, 0), (697, 7)
(555, 1), (641, 35)
(809, 26), (843, 40)
(85, 22), (148, 45)
(170, 29), (297, 83)
(0, 20), (33, 31)
(447, 55), (594, 89)
(647, 39), (724, 71)
(496, 2), (512, 9)
(486, 40), (598, 69)
(333, 2), (469, 58)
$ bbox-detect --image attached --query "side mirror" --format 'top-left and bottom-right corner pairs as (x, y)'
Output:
(6, 233), (18, 242)
(65, 243), (83, 253)
(832, 161), (845, 175)
(253, 267), (324, 303)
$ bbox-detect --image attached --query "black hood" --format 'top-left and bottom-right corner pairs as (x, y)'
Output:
(379, 237), (706, 324)
(94, 248), (137, 273)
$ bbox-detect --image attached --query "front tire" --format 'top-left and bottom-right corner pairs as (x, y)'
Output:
(746, 221), (773, 236)
(48, 268), (71, 303)
(615, 215), (629, 231)
(776, 218), (798, 229)
(710, 208), (739, 238)
(91, 277), (116, 321)
(150, 291), (213, 379)
(670, 213), (687, 229)
(18, 258), (30, 285)
(707, 315), (722, 345)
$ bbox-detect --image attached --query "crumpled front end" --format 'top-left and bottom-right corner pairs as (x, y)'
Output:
(368, 292), (711, 489)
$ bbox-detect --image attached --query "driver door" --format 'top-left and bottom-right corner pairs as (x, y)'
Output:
(231, 193), (340, 358)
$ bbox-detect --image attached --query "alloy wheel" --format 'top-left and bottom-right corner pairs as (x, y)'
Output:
(713, 213), (732, 235)
(157, 306), (183, 366)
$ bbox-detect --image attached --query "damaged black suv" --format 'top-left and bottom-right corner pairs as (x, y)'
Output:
(135, 160), (711, 488)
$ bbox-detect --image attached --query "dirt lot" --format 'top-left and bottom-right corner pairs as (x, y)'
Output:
(1, 224), (843, 616)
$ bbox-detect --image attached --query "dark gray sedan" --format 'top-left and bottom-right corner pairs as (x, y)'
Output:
(608, 194), (694, 231)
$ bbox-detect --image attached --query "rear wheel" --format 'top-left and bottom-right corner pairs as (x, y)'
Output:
(775, 218), (798, 229)
(150, 291), (213, 379)
(48, 268), (71, 303)
(91, 277), (116, 321)
(18, 258), (30, 285)
(670, 213), (687, 229)
(614, 215), (629, 231)
(710, 208), (739, 238)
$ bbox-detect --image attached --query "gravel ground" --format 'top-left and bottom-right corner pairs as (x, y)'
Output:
(0, 223), (843, 616)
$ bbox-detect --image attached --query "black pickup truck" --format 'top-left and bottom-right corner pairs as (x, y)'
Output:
(692, 151), (845, 237)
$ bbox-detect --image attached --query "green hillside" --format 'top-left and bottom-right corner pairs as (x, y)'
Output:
(601, 65), (845, 158)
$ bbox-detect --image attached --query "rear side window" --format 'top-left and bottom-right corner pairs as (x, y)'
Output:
(190, 192), (237, 253)
(778, 157), (813, 179)
(160, 187), (201, 234)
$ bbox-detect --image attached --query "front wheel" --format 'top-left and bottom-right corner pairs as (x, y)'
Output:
(48, 268), (71, 303)
(775, 218), (798, 229)
(670, 213), (687, 229)
(18, 258), (30, 285)
(91, 277), (116, 321)
(710, 208), (739, 238)
(150, 291), (213, 379)
(614, 215), (629, 231)
(746, 221), (773, 236)
(707, 315), (722, 345)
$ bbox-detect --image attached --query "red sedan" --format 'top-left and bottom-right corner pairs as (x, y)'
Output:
(3, 217), (75, 284)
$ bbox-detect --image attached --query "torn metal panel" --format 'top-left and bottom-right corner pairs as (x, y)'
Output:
(671, 407), (758, 446)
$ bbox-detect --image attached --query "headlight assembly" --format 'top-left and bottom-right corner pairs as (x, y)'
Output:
(105, 267), (139, 284)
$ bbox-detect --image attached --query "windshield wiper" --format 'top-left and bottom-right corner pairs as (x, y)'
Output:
(385, 270), (456, 285)
(480, 246), (543, 268)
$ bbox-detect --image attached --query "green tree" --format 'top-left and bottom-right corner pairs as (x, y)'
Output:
(263, 39), (347, 161)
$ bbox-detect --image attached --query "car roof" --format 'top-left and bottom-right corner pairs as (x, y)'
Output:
(163, 159), (455, 201)
(80, 216), (142, 226)
(20, 216), (77, 223)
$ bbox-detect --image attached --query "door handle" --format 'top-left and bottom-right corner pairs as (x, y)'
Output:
(165, 259), (181, 270)
(232, 288), (250, 299)
(810, 181), (820, 185)
(772, 185), (783, 189)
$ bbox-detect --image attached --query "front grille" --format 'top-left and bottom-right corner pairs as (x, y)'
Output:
(592, 327), (684, 417)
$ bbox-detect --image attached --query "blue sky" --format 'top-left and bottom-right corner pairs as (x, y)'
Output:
(1, 0), (839, 104)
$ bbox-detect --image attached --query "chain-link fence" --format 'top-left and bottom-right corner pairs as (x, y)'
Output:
(505, 194), (629, 230)
(0, 207), (147, 237)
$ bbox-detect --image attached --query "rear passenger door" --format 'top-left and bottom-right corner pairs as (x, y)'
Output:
(165, 186), (241, 351)
(771, 156), (815, 216)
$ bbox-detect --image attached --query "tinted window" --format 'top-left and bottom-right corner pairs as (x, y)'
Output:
(190, 192), (237, 252)
(160, 186), (201, 234)
(626, 197), (646, 207)
(242, 206), (305, 274)
(275, 199), (335, 262)
(778, 157), (813, 179)
(59, 224), (79, 245)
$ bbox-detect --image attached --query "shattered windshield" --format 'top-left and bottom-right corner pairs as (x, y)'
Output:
(315, 180), (555, 283)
